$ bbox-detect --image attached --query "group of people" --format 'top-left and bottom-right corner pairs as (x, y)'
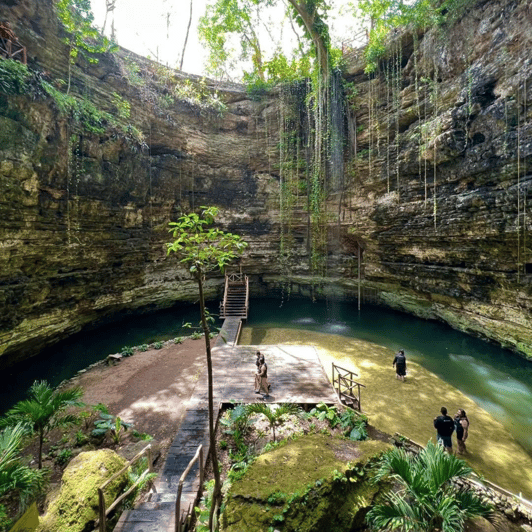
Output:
(393, 349), (470, 454)
(254, 351), (270, 398)
(434, 406), (470, 454)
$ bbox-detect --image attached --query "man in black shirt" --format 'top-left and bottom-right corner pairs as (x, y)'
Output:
(392, 349), (407, 382)
(433, 406), (454, 453)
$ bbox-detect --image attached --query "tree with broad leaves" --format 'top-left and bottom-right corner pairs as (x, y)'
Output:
(166, 206), (247, 530)
(2, 381), (84, 469)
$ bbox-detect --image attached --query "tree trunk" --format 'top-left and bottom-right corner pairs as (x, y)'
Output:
(38, 429), (44, 469)
(287, 0), (329, 78)
(180, 0), (193, 71)
(196, 271), (221, 531)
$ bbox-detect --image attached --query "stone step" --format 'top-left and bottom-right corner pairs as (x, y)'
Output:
(113, 508), (174, 532)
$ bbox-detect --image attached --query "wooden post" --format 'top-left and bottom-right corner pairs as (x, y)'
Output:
(98, 488), (106, 532)
(147, 446), (153, 473)
(199, 446), (204, 487)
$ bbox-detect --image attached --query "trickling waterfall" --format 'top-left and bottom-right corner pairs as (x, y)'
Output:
(328, 68), (345, 193)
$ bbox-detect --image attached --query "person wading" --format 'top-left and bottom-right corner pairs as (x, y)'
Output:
(392, 349), (407, 382)
(454, 409), (470, 454)
(433, 406), (455, 453)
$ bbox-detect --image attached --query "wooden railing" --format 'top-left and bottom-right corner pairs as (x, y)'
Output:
(244, 275), (249, 319)
(332, 363), (366, 412)
(175, 444), (204, 532)
(95, 444), (153, 532)
(0, 36), (27, 64)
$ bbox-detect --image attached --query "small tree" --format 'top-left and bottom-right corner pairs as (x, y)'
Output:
(167, 206), (247, 530)
(245, 403), (303, 442)
(3, 381), (84, 469)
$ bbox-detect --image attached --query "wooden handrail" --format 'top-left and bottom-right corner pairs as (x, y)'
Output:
(221, 275), (229, 316)
(244, 275), (249, 319)
(332, 363), (365, 412)
(95, 444), (153, 532)
(175, 444), (204, 532)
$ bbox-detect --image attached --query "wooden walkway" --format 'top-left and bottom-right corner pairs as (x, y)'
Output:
(113, 320), (337, 532)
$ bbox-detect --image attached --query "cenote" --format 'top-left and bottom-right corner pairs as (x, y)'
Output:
(2, 297), (532, 458)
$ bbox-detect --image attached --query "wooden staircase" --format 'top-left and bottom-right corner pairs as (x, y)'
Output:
(220, 273), (249, 319)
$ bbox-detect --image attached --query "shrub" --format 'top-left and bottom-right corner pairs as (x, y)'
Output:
(153, 341), (164, 350)
(120, 346), (134, 357)
(55, 448), (73, 466)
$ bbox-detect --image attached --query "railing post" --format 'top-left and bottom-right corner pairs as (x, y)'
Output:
(175, 487), (181, 532)
(98, 488), (106, 532)
(199, 446), (204, 487)
(147, 445), (153, 473)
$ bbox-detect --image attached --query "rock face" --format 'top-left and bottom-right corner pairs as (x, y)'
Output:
(221, 434), (390, 532)
(37, 449), (128, 532)
(0, 0), (531, 365)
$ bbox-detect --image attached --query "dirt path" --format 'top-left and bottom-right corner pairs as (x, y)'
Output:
(69, 338), (209, 456)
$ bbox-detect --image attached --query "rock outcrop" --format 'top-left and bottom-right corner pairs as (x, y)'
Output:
(37, 449), (128, 532)
(221, 434), (390, 532)
(0, 0), (531, 364)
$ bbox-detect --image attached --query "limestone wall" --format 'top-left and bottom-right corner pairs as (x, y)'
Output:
(0, 0), (531, 365)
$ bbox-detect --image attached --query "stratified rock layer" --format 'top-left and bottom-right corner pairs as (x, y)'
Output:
(0, 0), (531, 364)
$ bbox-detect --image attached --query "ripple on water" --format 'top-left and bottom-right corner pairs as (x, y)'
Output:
(322, 322), (351, 334)
(291, 317), (317, 325)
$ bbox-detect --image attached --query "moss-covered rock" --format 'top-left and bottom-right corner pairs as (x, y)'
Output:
(221, 434), (391, 532)
(38, 449), (129, 532)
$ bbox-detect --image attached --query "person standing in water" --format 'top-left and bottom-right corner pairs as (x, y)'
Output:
(434, 406), (455, 453)
(392, 349), (407, 382)
(454, 409), (470, 454)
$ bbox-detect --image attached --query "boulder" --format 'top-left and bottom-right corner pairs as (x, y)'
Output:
(38, 449), (129, 532)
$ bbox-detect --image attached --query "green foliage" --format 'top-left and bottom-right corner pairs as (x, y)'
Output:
(190, 331), (203, 340)
(153, 341), (164, 349)
(173, 337), (184, 344)
(41, 80), (115, 134)
(0, 423), (47, 511)
(2, 381), (84, 469)
(55, 448), (73, 466)
(355, 0), (478, 73)
(112, 92), (131, 119)
(0, 59), (30, 95)
(74, 430), (88, 446)
(57, 0), (117, 66)
(91, 413), (132, 444)
(137, 344), (149, 352)
(132, 430), (153, 441)
(126, 456), (157, 502)
(366, 440), (492, 532)
(245, 403), (303, 442)
(167, 206), (248, 279)
(174, 78), (227, 115)
(307, 402), (368, 440)
(93, 402), (109, 415)
(198, 0), (266, 80)
(120, 346), (134, 357)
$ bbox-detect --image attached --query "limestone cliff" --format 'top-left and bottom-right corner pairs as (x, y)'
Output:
(0, 0), (531, 365)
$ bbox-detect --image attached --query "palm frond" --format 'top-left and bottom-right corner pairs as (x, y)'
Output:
(366, 489), (424, 531)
